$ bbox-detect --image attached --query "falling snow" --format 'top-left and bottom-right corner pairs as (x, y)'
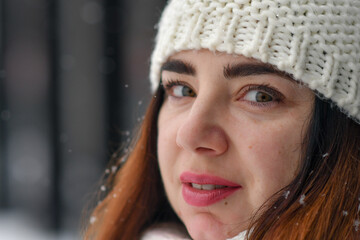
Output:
(138, 100), (143, 105)
(105, 169), (110, 174)
(90, 216), (97, 224)
(284, 190), (290, 199)
(322, 153), (329, 158)
(113, 193), (117, 198)
(299, 194), (306, 205)
(354, 219), (360, 232)
(342, 210), (348, 216)
(111, 166), (117, 173)
(100, 185), (106, 191)
(124, 84), (129, 88)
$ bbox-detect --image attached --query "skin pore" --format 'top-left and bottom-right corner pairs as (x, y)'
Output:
(157, 50), (315, 240)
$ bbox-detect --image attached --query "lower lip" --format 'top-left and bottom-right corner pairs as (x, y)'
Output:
(182, 184), (241, 207)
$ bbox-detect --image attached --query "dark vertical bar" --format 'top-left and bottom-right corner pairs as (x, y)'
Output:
(48, 0), (61, 231)
(104, 0), (123, 154)
(0, 0), (8, 209)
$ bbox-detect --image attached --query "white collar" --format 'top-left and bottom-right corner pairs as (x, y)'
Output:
(226, 230), (247, 240)
(141, 224), (247, 240)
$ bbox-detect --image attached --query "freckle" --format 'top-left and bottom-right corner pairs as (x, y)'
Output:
(248, 145), (252, 149)
(224, 201), (228, 205)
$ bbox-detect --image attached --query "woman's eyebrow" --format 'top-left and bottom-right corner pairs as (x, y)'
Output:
(161, 59), (196, 76)
(223, 63), (294, 82)
(161, 59), (294, 82)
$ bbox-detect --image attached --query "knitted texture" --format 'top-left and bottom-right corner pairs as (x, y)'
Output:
(150, 0), (360, 123)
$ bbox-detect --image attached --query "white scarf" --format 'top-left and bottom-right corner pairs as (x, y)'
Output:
(141, 223), (247, 240)
(226, 231), (246, 240)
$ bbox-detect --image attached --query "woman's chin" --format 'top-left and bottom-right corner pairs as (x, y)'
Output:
(184, 213), (242, 240)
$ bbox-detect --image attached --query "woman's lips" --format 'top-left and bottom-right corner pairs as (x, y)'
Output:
(180, 172), (242, 207)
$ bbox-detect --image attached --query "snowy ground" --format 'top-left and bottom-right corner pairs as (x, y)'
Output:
(0, 211), (78, 240)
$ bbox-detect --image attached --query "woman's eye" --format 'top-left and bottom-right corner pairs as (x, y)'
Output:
(244, 90), (273, 103)
(172, 85), (196, 97)
(162, 80), (196, 98)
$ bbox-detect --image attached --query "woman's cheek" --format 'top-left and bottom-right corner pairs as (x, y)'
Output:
(244, 122), (302, 196)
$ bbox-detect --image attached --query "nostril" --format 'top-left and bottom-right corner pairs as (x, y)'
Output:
(195, 147), (218, 156)
(176, 121), (228, 156)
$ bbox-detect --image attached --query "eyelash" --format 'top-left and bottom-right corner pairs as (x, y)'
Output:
(162, 79), (284, 107)
(162, 79), (187, 91)
(240, 84), (284, 107)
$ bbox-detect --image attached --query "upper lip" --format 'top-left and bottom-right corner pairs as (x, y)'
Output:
(180, 171), (241, 187)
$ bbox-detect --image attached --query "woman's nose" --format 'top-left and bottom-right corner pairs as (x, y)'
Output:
(175, 100), (228, 156)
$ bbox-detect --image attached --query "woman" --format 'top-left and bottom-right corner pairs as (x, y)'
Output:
(84, 0), (360, 239)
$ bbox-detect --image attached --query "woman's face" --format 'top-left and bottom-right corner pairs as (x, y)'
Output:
(157, 50), (314, 240)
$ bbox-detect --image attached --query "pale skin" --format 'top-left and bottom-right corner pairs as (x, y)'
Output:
(157, 50), (315, 240)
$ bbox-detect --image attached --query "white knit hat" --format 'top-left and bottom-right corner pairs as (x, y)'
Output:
(150, 0), (360, 123)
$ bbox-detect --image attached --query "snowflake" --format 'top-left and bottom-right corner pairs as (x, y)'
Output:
(354, 219), (360, 232)
(284, 190), (290, 199)
(299, 194), (306, 205)
(90, 216), (97, 224)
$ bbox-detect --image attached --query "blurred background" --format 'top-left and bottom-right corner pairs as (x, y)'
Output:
(0, 0), (167, 239)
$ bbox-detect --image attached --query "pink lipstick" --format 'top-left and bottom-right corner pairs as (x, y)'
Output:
(180, 172), (241, 207)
